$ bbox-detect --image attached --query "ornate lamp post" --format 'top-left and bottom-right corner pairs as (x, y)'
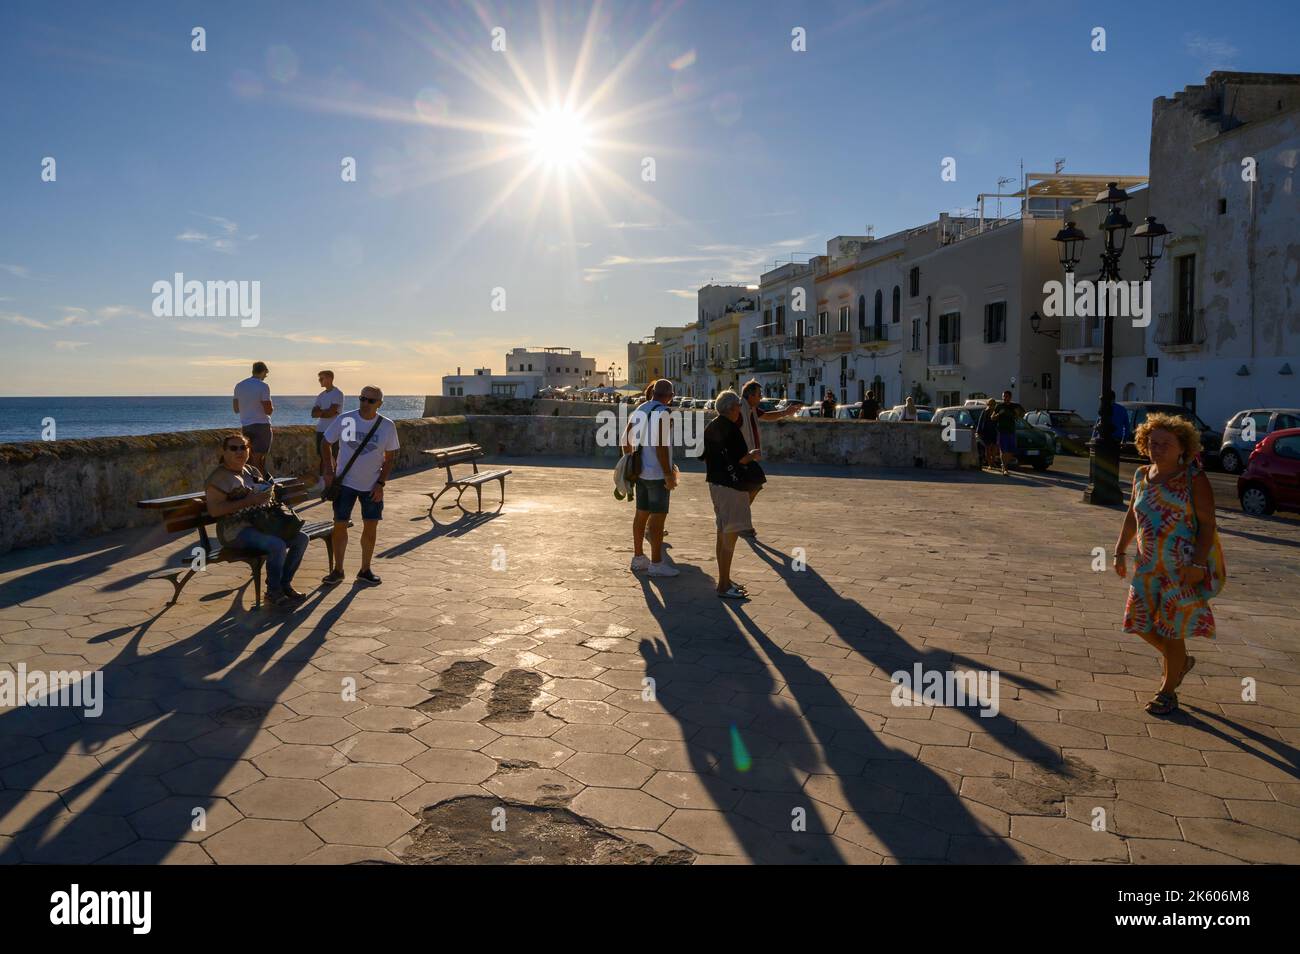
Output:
(1053, 184), (1168, 506)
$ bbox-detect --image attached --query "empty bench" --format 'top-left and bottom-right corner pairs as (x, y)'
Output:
(137, 477), (342, 607)
(420, 443), (511, 518)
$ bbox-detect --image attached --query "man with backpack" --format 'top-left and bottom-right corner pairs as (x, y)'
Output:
(622, 378), (678, 577)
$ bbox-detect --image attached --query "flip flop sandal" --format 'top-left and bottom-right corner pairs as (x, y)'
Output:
(717, 584), (747, 600)
(1145, 691), (1179, 716)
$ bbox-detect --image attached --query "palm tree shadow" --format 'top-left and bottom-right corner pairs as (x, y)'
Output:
(0, 586), (358, 864)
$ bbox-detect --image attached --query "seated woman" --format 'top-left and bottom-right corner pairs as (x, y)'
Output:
(205, 433), (310, 607)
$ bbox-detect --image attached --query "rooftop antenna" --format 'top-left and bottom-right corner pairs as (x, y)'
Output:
(996, 176), (1015, 218)
(1054, 157), (1066, 174)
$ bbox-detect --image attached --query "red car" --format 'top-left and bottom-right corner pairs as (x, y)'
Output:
(1238, 427), (1300, 516)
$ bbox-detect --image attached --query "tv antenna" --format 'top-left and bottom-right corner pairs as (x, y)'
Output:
(996, 176), (1015, 218)
(1054, 157), (1066, 174)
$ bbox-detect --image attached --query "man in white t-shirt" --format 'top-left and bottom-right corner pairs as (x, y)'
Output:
(321, 385), (401, 587)
(621, 378), (678, 577)
(232, 361), (274, 474)
(310, 369), (344, 479)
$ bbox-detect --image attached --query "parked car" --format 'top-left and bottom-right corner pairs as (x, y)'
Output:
(879, 404), (934, 423)
(703, 400), (716, 411)
(835, 402), (863, 420)
(793, 405), (823, 418)
(1117, 402), (1223, 466)
(1024, 409), (1093, 456)
(1221, 408), (1300, 475)
(1237, 427), (1300, 516)
(933, 406), (1055, 470)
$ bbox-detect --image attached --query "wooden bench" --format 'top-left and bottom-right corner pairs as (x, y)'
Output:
(420, 443), (511, 518)
(137, 476), (343, 607)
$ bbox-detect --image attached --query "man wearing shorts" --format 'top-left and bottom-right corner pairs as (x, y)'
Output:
(704, 390), (759, 599)
(622, 378), (677, 577)
(233, 361), (274, 474)
(321, 385), (400, 586)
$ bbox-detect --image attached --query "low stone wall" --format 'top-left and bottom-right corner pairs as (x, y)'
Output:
(0, 413), (972, 554)
(423, 395), (620, 418)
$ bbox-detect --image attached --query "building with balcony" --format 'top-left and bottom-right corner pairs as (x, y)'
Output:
(504, 346), (601, 389)
(755, 257), (817, 399)
(1138, 71), (1300, 427)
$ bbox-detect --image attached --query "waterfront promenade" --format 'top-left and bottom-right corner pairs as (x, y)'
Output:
(1, 458), (1298, 864)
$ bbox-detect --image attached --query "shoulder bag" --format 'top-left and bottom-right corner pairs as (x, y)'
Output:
(323, 416), (383, 501)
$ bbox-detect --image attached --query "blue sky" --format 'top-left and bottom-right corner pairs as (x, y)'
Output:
(2, 0), (1295, 396)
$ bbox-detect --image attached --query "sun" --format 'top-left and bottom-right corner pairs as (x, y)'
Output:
(529, 108), (590, 168)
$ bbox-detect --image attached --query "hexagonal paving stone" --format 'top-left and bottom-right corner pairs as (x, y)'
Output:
(321, 764), (422, 801)
(127, 795), (244, 842)
(482, 736), (576, 768)
(405, 749), (498, 784)
(347, 706), (429, 734)
(205, 818), (323, 864)
(482, 767), (583, 805)
(410, 720), (500, 751)
(553, 723), (638, 754)
(559, 752), (654, 789)
(570, 787), (674, 831)
(231, 778), (338, 820)
(305, 800), (417, 847)
(270, 716), (360, 746)
(160, 758), (265, 797)
(334, 732), (427, 764)
(252, 744), (349, 780)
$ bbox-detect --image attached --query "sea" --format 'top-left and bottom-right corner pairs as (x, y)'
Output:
(0, 396), (429, 444)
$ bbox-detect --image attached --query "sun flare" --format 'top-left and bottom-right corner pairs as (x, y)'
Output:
(529, 108), (590, 168)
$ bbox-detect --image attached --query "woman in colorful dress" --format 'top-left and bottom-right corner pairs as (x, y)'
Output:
(1113, 413), (1224, 715)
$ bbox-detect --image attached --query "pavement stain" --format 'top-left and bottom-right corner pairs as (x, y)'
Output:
(484, 669), (544, 722)
(400, 795), (693, 865)
(416, 660), (493, 713)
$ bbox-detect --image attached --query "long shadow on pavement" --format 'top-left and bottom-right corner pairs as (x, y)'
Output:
(0, 586), (357, 863)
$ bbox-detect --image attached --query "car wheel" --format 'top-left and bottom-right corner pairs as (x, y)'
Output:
(1240, 484), (1275, 516)
(1219, 448), (1242, 474)
(1031, 459), (1051, 471)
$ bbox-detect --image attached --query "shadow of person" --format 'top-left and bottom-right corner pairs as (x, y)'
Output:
(0, 586), (358, 864)
(636, 565), (847, 864)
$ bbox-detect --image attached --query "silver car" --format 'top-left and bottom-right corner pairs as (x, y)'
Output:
(1221, 408), (1300, 474)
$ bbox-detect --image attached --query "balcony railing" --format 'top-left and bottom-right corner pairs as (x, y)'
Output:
(756, 321), (785, 340)
(859, 324), (895, 346)
(804, 331), (854, 354)
(1155, 309), (1206, 350)
(784, 333), (805, 352)
(753, 358), (788, 373)
(928, 341), (960, 367)
(731, 356), (753, 370)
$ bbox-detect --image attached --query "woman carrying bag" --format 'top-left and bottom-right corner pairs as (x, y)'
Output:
(1113, 413), (1226, 715)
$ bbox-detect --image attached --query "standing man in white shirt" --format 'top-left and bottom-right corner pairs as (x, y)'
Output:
(321, 385), (401, 587)
(233, 361), (274, 475)
(310, 369), (344, 483)
(621, 378), (677, 577)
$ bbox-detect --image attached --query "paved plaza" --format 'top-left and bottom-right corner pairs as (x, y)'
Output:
(1, 458), (1298, 864)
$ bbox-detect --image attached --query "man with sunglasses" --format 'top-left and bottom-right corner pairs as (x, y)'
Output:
(321, 386), (400, 586)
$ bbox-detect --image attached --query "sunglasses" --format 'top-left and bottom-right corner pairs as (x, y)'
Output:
(224, 445), (249, 453)
(359, 396), (380, 404)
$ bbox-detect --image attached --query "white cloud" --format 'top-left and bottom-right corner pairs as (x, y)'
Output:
(1, 312), (51, 329)
(176, 215), (254, 253)
(54, 340), (89, 351)
(1184, 34), (1238, 70)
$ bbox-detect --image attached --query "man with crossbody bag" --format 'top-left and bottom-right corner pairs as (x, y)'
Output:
(321, 386), (401, 586)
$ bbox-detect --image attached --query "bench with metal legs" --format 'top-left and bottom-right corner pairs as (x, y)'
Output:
(421, 443), (511, 519)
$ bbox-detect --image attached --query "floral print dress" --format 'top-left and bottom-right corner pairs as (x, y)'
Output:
(1123, 460), (1217, 640)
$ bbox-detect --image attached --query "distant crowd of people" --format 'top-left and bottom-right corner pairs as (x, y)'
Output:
(217, 361), (399, 605)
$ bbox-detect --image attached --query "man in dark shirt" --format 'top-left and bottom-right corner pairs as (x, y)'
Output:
(704, 390), (759, 599)
(859, 390), (881, 421)
(821, 390), (837, 420)
(990, 389), (1024, 474)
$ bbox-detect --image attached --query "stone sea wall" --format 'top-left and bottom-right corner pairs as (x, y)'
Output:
(0, 412), (972, 554)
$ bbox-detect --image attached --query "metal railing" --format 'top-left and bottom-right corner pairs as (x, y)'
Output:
(928, 341), (960, 366)
(1155, 308), (1206, 348)
(859, 324), (892, 344)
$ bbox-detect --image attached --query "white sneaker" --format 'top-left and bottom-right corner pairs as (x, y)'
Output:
(630, 555), (651, 573)
(648, 561), (680, 577)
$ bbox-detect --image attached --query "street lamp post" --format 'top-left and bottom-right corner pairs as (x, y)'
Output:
(1053, 185), (1168, 507)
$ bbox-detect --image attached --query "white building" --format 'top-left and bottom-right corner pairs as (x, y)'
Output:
(440, 367), (540, 398)
(504, 347), (601, 388)
(1141, 71), (1300, 429)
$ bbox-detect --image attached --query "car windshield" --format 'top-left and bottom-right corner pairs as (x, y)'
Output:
(1050, 412), (1090, 428)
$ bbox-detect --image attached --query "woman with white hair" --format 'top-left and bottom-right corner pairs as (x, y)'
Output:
(702, 390), (764, 599)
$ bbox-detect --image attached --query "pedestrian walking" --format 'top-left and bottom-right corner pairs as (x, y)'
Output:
(704, 390), (763, 599)
(1113, 413), (1225, 715)
(990, 389), (1022, 473)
